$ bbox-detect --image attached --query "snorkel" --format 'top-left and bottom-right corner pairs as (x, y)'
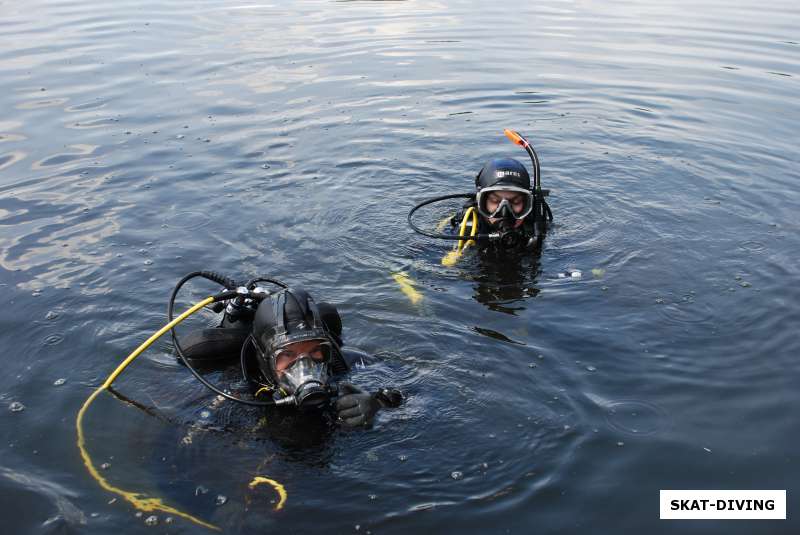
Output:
(407, 129), (553, 250)
(503, 128), (542, 194)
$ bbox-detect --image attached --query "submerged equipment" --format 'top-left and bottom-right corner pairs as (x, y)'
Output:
(408, 129), (553, 250)
(391, 271), (424, 304)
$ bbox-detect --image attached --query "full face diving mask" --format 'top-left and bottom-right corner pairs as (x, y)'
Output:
(270, 338), (334, 409)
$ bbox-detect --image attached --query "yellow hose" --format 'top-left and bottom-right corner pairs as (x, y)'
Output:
(442, 207), (478, 266)
(76, 297), (220, 530)
(249, 476), (287, 510)
(458, 207), (478, 251)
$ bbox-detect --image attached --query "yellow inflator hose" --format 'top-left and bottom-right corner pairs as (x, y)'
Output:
(442, 207), (478, 266)
(76, 297), (221, 530)
(76, 295), (290, 530)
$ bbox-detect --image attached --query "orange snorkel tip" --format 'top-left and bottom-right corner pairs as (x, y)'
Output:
(503, 128), (528, 147)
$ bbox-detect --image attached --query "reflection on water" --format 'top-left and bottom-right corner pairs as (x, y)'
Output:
(471, 248), (542, 315)
(1, 0), (799, 533)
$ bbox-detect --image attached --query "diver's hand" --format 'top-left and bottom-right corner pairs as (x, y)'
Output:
(373, 387), (403, 408)
(336, 383), (381, 429)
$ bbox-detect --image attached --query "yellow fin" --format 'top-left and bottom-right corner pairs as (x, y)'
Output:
(392, 272), (423, 304)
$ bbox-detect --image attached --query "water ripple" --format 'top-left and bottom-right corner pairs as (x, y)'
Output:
(604, 400), (669, 436)
(42, 333), (65, 346)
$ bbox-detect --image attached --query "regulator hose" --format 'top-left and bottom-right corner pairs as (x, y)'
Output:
(407, 193), (487, 241)
(407, 192), (550, 241)
(245, 276), (289, 290)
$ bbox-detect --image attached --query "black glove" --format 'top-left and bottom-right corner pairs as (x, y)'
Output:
(336, 383), (381, 429)
(373, 387), (403, 408)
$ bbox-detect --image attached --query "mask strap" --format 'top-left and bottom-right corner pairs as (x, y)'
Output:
(271, 290), (288, 337)
(306, 295), (323, 331)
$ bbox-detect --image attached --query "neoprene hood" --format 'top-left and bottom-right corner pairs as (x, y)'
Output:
(475, 158), (531, 191)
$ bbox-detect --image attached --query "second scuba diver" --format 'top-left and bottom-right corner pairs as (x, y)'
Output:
(408, 129), (553, 258)
(453, 156), (543, 252)
(173, 273), (403, 429)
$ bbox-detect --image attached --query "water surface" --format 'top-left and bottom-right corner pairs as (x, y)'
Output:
(1, 0), (798, 533)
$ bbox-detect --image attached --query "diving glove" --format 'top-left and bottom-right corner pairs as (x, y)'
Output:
(335, 383), (403, 429)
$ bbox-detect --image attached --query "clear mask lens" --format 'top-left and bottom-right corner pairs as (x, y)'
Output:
(476, 187), (533, 220)
(273, 340), (332, 376)
(280, 357), (328, 392)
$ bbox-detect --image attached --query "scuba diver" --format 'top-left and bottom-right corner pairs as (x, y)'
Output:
(172, 273), (403, 429)
(75, 272), (404, 531)
(408, 129), (553, 261)
(455, 157), (542, 251)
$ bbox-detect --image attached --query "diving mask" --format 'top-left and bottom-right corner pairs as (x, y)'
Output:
(475, 185), (533, 220)
(271, 338), (333, 409)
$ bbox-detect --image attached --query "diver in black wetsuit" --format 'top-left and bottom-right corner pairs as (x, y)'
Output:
(451, 157), (545, 253)
(407, 129), (552, 255)
(180, 286), (402, 429)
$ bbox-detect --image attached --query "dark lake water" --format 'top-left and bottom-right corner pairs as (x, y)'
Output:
(1, 0), (798, 533)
